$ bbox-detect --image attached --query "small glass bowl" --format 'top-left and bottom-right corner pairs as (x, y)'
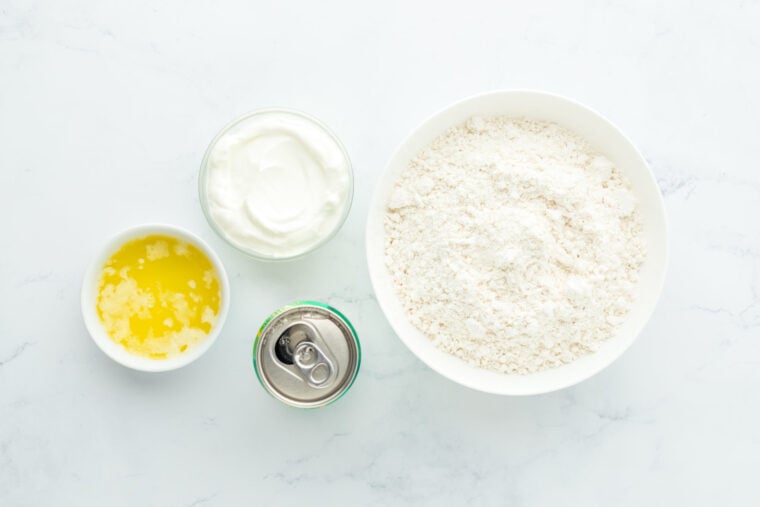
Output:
(198, 108), (354, 261)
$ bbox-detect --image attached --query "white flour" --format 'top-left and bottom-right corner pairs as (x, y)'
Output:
(384, 117), (645, 374)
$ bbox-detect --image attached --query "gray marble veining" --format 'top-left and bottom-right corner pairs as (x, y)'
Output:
(1, 0), (759, 505)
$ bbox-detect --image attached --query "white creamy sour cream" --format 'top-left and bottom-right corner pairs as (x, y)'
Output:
(203, 110), (352, 259)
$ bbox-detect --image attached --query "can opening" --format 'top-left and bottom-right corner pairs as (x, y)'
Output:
(274, 335), (294, 364)
(274, 327), (310, 365)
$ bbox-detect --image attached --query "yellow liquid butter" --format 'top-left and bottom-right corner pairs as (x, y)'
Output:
(97, 235), (221, 359)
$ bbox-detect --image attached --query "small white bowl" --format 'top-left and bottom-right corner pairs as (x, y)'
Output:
(366, 90), (669, 395)
(81, 224), (231, 372)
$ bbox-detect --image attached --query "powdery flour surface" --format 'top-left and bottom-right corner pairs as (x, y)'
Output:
(385, 117), (646, 374)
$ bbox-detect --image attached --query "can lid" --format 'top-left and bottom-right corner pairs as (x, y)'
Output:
(254, 302), (360, 408)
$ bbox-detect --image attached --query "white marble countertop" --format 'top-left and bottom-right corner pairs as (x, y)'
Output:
(2, 1), (758, 505)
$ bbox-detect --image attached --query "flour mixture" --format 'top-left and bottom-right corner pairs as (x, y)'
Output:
(384, 117), (645, 374)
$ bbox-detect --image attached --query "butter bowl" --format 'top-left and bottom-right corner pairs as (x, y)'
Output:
(81, 224), (230, 372)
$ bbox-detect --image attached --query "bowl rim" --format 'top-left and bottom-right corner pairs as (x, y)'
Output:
(366, 88), (669, 395)
(198, 107), (355, 262)
(80, 223), (231, 372)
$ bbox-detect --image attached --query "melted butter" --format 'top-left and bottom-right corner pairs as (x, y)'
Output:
(97, 235), (221, 359)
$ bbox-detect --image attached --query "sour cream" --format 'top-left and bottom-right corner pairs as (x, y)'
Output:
(201, 110), (352, 259)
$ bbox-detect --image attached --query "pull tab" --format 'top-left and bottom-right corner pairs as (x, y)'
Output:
(293, 340), (336, 388)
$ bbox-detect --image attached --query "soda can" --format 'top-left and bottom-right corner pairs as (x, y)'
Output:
(253, 301), (360, 408)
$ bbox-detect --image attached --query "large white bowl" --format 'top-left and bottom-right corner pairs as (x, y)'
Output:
(366, 90), (668, 395)
(81, 224), (231, 372)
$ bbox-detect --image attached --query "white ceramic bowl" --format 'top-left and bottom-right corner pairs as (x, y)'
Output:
(366, 90), (668, 395)
(81, 224), (231, 372)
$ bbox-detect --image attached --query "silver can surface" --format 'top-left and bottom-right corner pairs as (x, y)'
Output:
(253, 301), (360, 408)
